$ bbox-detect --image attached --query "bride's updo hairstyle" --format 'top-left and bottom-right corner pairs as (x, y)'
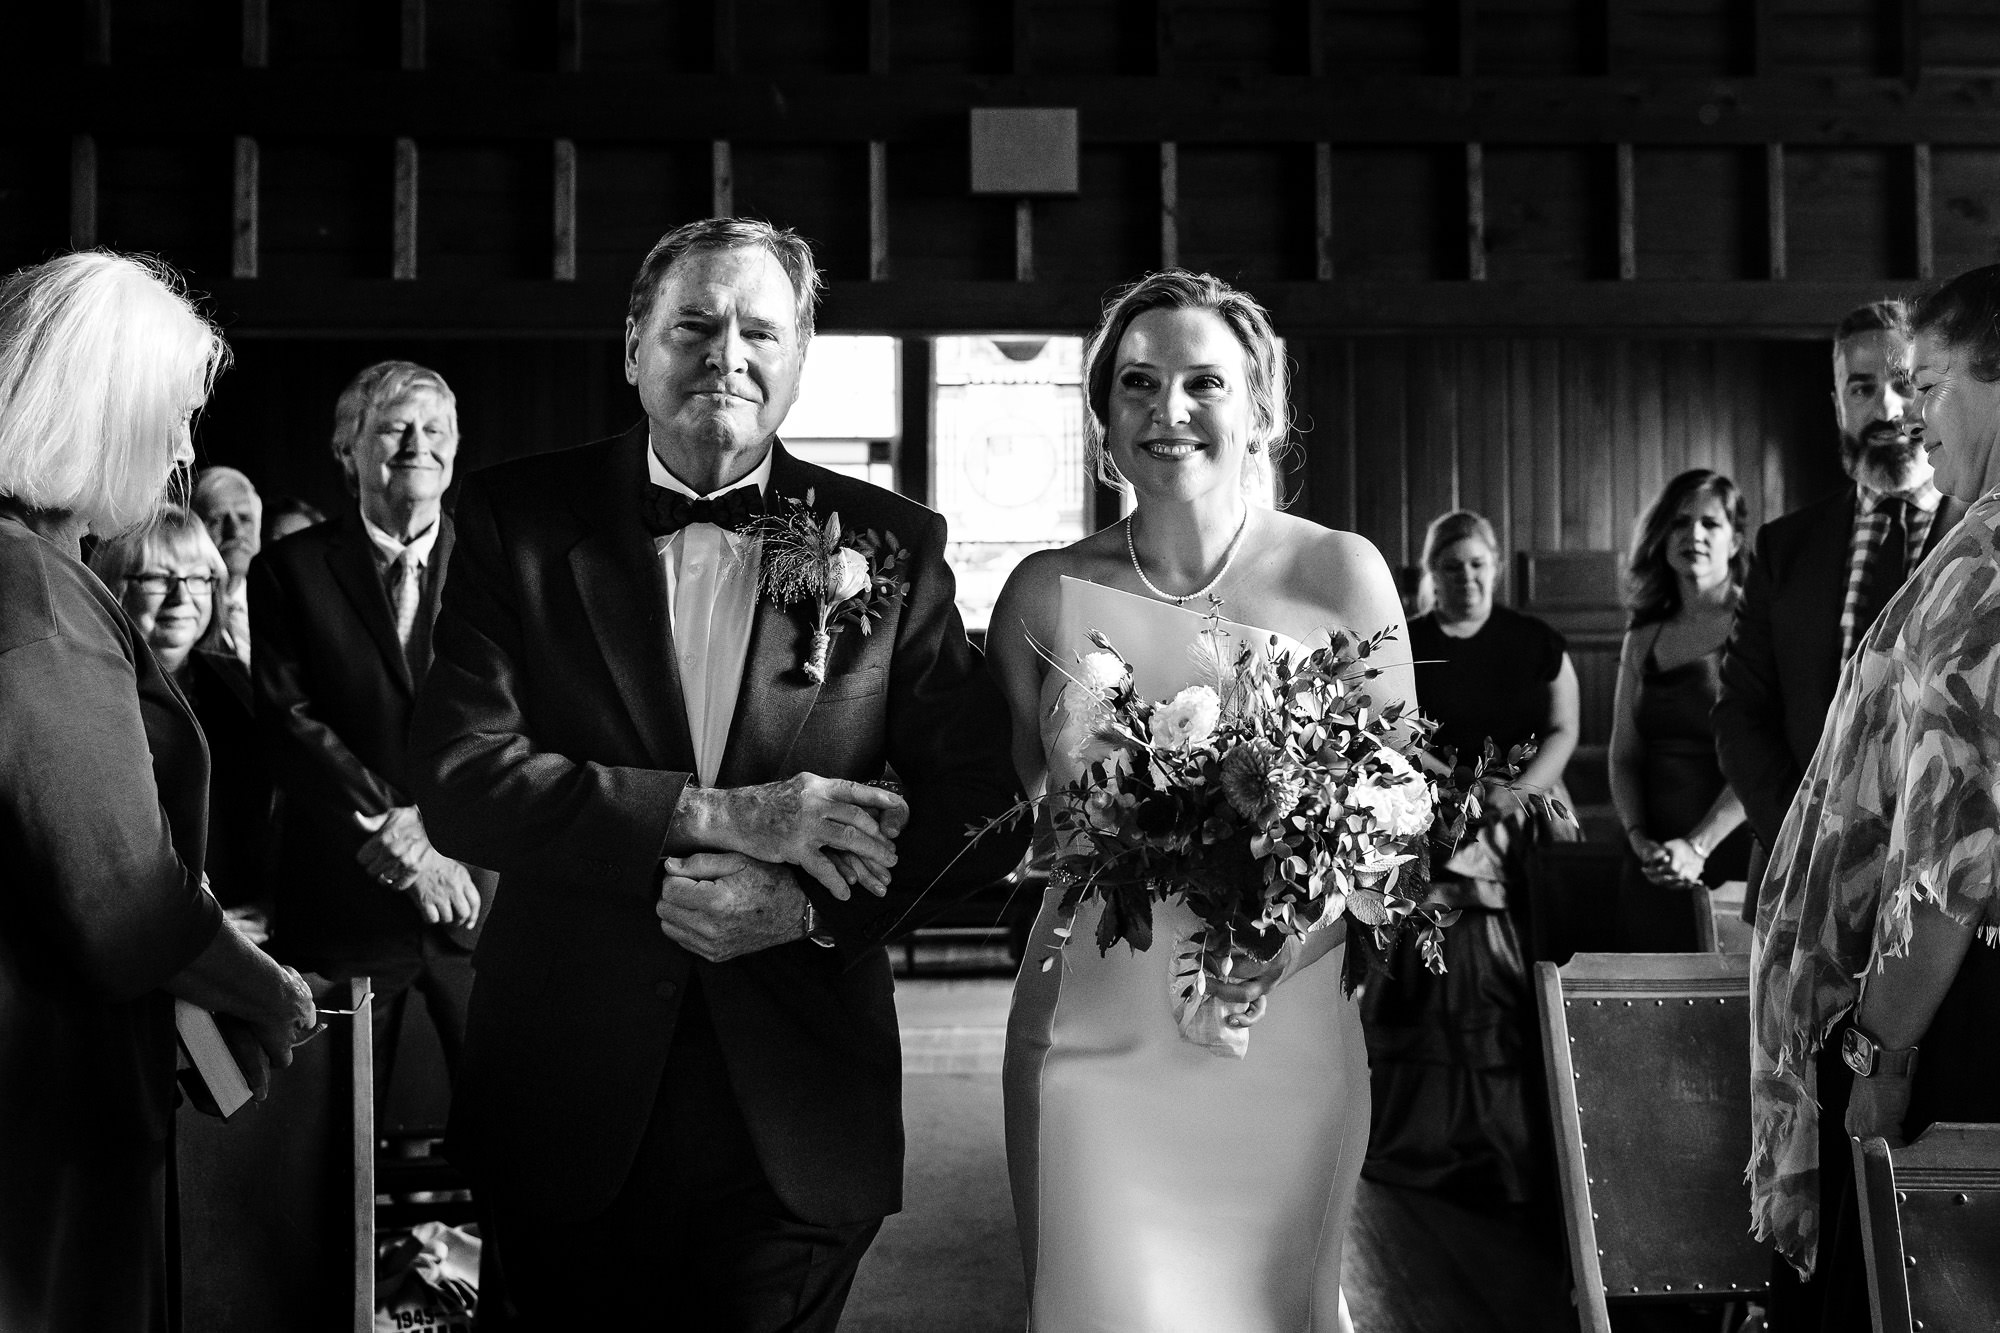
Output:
(1082, 269), (1291, 507)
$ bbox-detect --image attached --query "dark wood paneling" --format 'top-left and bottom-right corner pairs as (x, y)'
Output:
(259, 139), (395, 281)
(24, 70), (2000, 146)
(427, 0), (551, 71)
(1930, 147), (2000, 277)
(1783, 146), (1906, 282)
(1177, 145), (1317, 284)
(80, 138), (229, 281)
(1484, 147), (1611, 282)
(268, 0), (399, 68)
(573, 143), (713, 285)
(417, 144), (552, 281)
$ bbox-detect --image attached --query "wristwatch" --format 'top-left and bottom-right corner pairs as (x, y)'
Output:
(800, 897), (836, 949)
(1841, 1023), (1918, 1078)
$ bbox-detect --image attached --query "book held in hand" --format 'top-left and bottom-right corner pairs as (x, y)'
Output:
(175, 998), (254, 1120)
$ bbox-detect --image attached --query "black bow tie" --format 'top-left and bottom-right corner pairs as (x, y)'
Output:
(641, 482), (765, 537)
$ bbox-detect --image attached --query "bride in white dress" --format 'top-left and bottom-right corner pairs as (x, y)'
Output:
(988, 271), (1416, 1332)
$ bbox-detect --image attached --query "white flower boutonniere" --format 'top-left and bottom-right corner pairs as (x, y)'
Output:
(752, 488), (911, 683)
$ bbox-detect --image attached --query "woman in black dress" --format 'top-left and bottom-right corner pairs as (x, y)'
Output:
(90, 506), (277, 932)
(1363, 509), (1579, 1207)
(1607, 470), (1754, 951)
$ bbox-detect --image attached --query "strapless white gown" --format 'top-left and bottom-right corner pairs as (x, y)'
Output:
(1003, 580), (1369, 1332)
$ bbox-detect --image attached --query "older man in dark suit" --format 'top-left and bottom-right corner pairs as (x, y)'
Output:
(1715, 300), (1965, 1333)
(252, 360), (493, 1108)
(410, 219), (1025, 1329)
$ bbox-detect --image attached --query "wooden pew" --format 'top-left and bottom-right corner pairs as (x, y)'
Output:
(174, 976), (373, 1333)
(1853, 1123), (2000, 1333)
(1535, 953), (1767, 1331)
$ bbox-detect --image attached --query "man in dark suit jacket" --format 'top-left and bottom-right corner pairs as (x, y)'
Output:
(409, 220), (1025, 1329)
(253, 360), (494, 1108)
(1715, 300), (1963, 1333)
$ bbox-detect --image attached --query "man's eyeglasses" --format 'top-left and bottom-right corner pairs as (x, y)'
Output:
(128, 573), (220, 598)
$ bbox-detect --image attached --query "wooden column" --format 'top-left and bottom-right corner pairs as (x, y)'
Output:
(1765, 143), (1787, 281)
(553, 140), (578, 280)
(83, 0), (111, 63)
(1315, 144), (1335, 281)
(232, 138), (259, 278)
(710, 142), (734, 218)
(235, 0), (267, 278)
(897, 338), (933, 505)
(868, 0), (888, 280)
(554, 0), (580, 281)
(394, 0), (424, 279)
(241, 0), (268, 66)
(69, 135), (98, 249)
(1914, 143), (1934, 281)
(1160, 143), (1179, 269)
(1615, 143), (1636, 280)
(1014, 200), (1034, 283)
(393, 138), (419, 280)
(714, 0), (736, 219)
(400, 0), (425, 70)
(870, 143), (890, 280)
(1465, 143), (1486, 281)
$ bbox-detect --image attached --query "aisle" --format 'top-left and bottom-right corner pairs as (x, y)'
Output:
(849, 976), (1592, 1333)
(843, 978), (1023, 1332)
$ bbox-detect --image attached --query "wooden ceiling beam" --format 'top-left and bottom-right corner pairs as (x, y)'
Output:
(199, 279), (1919, 339)
(11, 72), (2000, 146)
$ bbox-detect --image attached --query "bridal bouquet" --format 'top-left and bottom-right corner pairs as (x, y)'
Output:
(999, 615), (1540, 1055)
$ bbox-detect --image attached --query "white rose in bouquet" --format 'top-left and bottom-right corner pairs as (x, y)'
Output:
(825, 547), (871, 601)
(1348, 753), (1435, 840)
(1149, 685), (1221, 750)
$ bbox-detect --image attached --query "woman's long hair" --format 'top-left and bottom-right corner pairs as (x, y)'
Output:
(1624, 469), (1751, 628)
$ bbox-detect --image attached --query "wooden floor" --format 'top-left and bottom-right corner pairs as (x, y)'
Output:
(849, 972), (1742, 1333)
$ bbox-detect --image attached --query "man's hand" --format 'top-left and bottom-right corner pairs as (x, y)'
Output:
(404, 853), (483, 928)
(657, 852), (811, 963)
(678, 776), (908, 899)
(355, 806), (434, 889)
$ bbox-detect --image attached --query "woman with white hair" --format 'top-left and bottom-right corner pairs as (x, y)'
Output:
(0, 252), (315, 1332)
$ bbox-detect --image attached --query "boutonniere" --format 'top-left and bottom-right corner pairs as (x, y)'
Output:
(752, 488), (911, 683)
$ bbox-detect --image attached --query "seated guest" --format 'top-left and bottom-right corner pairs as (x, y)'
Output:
(1752, 264), (2000, 1318)
(263, 494), (325, 546)
(1362, 508), (1579, 1207)
(252, 359), (492, 1111)
(1606, 469), (1754, 950)
(0, 250), (315, 1333)
(89, 507), (277, 937)
(191, 465), (261, 665)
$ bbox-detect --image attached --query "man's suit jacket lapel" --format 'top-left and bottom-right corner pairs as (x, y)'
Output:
(325, 514), (415, 696)
(569, 425), (698, 771)
(716, 441), (822, 790)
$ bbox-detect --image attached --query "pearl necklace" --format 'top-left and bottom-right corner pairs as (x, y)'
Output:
(1124, 509), (1250, 606)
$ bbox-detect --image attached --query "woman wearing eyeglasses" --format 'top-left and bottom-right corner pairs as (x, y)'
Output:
(91, 507), (276, 936)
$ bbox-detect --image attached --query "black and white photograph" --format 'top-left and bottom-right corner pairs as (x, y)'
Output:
(4, 2), (2000, 1331)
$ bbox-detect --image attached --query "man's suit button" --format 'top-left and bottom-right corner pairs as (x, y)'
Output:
(655, 980), (679, 1000)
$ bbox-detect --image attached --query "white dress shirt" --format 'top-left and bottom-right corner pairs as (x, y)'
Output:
(646, 443), (772, 786)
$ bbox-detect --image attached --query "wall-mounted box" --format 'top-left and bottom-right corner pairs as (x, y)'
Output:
(969, 108), (1080, 196)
